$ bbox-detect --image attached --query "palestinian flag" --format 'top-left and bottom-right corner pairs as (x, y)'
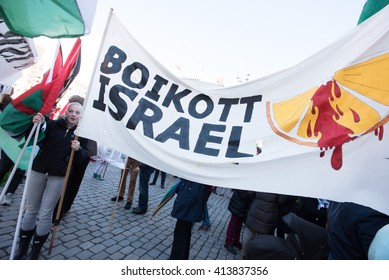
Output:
(0, 38), (81, 170)
(358, 0), (389, 24)
(0, 0), (96, 38)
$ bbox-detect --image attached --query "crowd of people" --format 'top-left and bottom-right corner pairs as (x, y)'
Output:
(1, 90), (388, 260)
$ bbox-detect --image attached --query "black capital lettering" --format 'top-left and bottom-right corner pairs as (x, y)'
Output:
(145, 74), (169, 102)
(100, 45), (127, 74)
(122, 62), (149, 89)
(225, 126), (252, 158)
(93, 75), (110, 111)
(240, 95), (262, 122)
(126, 98), (163, 138)
(218, 98), (239, 122)
(155, 117), (190, 150)
(194, 123), (225, 156)
(188, 94), (214, 119)
(108, 85), (138, 121)
(162, 84), (191, 112)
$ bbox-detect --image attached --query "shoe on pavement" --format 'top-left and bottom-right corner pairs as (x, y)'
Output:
(233, 242), (242, 250)
(1, 193), (13, 206)
(96, 175), (105, 181)
(224, 243), (237, 255)
(198, 225), (210, 231)
(111, 196), (124, 202)
(132, 207), (147, 214)
(124, 202), (132, 210)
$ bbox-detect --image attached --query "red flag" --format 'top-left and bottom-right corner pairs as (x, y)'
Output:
(40, 38), (81, 115)
(0, 38), (81, 169)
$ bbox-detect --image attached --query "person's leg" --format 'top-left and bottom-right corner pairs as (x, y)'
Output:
(0, 150), (13, 182)
(170, 219), (193, 260)
(242, 227), (255, 259)
(118, 166), (129, 198)
(199, 203), (211, 230)
(225, 214), (236, 245)
(36, 175), (64, 236)
(150, 170), (159, 185)
(62, 160), (89, 214)
(1, 167), (25, 206)
(133, 165), (154, 213)
(160, 171), (166, 189)
(126, 162), (140, 203)
(233, 217), (244, 249)
(21, 171), (47, 231)
(4, 168), (25, 194)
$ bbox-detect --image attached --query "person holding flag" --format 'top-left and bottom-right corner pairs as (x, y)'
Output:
(13, 102), (89, 260)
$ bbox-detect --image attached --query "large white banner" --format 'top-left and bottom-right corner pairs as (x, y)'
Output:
(77, 7), (389, 215)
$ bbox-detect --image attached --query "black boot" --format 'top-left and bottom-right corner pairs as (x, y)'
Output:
(13, 228), (35, 260)
(28, 232), (49, 260)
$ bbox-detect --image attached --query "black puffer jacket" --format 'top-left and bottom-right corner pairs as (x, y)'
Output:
(245, 191), (278, 235)
(32, 118), (89, 176)
(228, 189), (254, 220)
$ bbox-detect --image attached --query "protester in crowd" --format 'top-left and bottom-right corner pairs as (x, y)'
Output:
(13, 102), (89, 260)
(0, 150), (26, 206)
(52, 95), (97, 222)
(276, 195), (301, 238)
(93, 155), (109, 181)
(0, 91), (26, 206)
(326, 201), (389, 259)
(224, 189), (254, 255)
(169, 179), (212, 260)
(132, 163), (155, 215)
(242, 191), (279, 259)
(111, 156), (140, 210)
(198, 186), (214, 231)
(149, 169), (166, 189)
(297, 197), (329, 228)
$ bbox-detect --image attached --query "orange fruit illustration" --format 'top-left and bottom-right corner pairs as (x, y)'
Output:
(267, 52), (389, 170)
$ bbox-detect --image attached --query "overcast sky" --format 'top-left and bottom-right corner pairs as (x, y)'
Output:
(36, 0), (367, 86)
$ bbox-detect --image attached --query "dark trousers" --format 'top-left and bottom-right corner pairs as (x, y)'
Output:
(137, 164), (155, 210)
(52, 159), (90, 223)
(0, 150), (25, 194)
(225, 213), (243, 245)
(151, 170), (166, 187)
(170, 219), (193, 260)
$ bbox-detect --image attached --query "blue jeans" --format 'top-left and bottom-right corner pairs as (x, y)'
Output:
(202, 203), (211, 227)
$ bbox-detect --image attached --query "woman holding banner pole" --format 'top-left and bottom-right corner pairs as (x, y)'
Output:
(13, 102), (89, 260)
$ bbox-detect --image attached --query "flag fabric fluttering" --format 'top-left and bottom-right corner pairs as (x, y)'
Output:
(0, 38), (81, 170)
(0, 17), (37, 83)
(77, 7), (389, 216)
(0, 0), (96, 38)
(358, 0), (389, 24)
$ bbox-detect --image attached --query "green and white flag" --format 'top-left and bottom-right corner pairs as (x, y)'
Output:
(358, 0), (389, 24)
(0, 0), (96, 38)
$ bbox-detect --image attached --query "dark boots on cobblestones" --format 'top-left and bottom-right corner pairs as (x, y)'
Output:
(14, 228), (35, 260)
(28, 232), (49, 260)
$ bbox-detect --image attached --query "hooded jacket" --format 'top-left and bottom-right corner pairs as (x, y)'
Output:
(32, 117), (89, 176)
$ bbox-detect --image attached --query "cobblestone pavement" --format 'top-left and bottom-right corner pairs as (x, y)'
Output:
(0, 161), (243, 260)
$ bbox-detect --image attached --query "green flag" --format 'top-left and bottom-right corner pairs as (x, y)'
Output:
(358, 0), (389, 24)
(0, 0), (96, 38)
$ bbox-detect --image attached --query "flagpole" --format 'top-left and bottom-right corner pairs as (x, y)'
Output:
(108, 156), (129, 232)
(48, 136), (78, 255)
(0, 124), (38, 202)
(9, 122), (40, 260)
